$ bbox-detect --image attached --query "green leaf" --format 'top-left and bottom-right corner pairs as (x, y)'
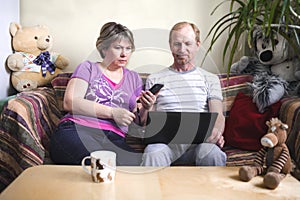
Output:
(204, 0), (300, 76)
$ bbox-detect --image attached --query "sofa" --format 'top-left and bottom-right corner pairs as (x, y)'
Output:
(0, 72), (299, 191)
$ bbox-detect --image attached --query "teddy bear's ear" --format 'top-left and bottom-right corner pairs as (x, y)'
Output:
(9, 22), (22, 36)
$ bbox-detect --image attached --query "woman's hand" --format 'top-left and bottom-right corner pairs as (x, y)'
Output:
(138, 91), (156, 110)
(111, 107), (136, 126)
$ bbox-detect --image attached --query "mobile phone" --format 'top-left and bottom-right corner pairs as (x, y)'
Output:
(149, 84), (164, 95)
(137, 84), (164, 103)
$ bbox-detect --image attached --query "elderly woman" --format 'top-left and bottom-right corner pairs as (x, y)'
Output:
(50, 22), (155, 165)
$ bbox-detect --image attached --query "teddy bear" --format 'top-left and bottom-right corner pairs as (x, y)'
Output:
(238, 118), (292, 189)
(6, 22), (69, 92)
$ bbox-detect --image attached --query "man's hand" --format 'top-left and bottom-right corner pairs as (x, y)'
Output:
(206, 128), (225, 148)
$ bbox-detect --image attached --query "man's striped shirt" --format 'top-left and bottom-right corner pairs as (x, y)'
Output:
(145, 67), (222, 112)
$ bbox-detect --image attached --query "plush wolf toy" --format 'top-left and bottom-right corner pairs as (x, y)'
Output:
(230, 28), (300, 113)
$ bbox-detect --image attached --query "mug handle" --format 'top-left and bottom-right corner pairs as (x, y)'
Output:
(81, 156), (91, 174)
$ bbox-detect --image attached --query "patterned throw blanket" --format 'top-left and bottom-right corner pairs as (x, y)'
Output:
(279, 97), (300, 169)
(0, 87), (62, 191)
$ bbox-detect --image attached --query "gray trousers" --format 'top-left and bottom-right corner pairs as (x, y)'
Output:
(141, 143), (226, 166)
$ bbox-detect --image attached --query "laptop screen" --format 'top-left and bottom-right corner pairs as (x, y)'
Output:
(142, 111), (218, 144)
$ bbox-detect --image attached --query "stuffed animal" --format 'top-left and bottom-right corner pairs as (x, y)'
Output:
(230, 56), (271, 75)
(246, 58), (300, 111)
(271, 58), (300, 96)
(271, 58), (300, 82)
(230, 28), (299, 112)
(6, 22), (69, 92)
(248, 72), (288, 113)
(239, 118), (292, 189)
(253, 29), (290, 66)
(230, 30), (290, 75)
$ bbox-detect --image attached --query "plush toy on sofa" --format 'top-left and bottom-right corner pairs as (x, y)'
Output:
(248, 72), (288, 113)
(239, 118), (292, 189)
(231, 28), (290, 74)
(271, 58), (300, 96)
(6, 22), (69, 92)
(230, 28), (300, 113)
(230, 56), (271, 75)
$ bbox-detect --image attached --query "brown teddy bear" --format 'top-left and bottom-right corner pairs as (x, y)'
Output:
(239, 118), (292, 189)
(6, 22), (69, 92)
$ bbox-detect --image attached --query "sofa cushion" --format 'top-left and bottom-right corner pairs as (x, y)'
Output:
(223, 146), (257, 166)
(223, 92), (282, 151)
(218, 74), (253, 117)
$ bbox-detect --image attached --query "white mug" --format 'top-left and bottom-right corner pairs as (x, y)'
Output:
(81, 151), (116, 183)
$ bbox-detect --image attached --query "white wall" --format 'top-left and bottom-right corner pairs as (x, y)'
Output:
(20, 0), (235, 74)
(0, 0), (19, 99)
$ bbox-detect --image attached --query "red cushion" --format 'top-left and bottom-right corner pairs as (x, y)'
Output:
(223, 92), (282, 151)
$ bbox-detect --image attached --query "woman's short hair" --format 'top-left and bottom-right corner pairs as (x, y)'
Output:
(96, 22), (135, 58)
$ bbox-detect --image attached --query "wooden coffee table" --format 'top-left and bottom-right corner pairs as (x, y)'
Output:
(0, 165), (299, 200)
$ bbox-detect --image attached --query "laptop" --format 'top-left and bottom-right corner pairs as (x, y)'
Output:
(141, 111), (218, 144)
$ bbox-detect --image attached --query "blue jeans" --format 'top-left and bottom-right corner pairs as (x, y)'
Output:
(50, 121), (142, 166)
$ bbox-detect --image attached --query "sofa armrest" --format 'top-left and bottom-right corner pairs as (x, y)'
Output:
(51, 73), (72, 113)
(279, 97), (300, 169)
(0, 87), (62, 191)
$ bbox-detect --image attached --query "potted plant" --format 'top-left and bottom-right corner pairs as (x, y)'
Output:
(204, 0), (300, 73)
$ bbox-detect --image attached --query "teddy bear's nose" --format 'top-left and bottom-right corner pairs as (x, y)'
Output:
(46, 38), (50, 42)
